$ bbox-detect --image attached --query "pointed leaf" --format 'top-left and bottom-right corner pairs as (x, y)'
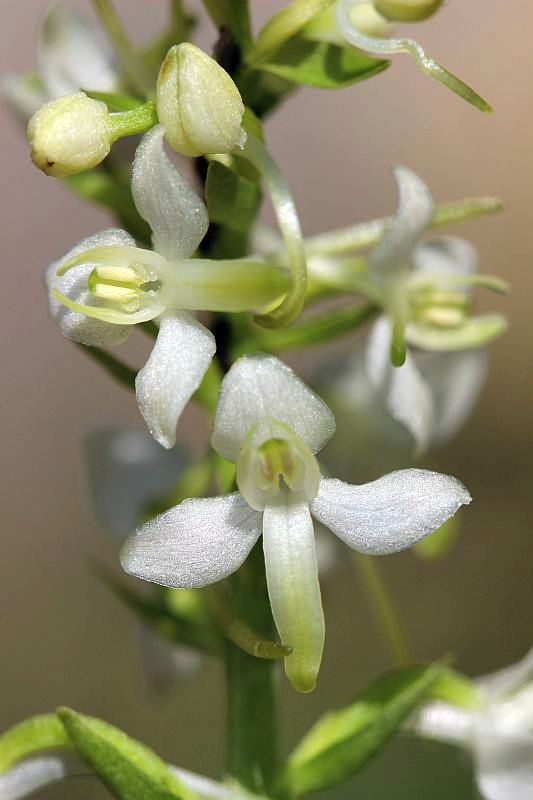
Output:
(257, 37), (389, 89)
(56, 708), (199, 800)
(282, 663), (446, 795)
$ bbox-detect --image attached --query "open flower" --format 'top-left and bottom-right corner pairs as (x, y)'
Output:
(4, 3), (118, 122)
(46, 125), (289, 448)
(348, 166), (506, 453)
(121, 354), (471, 692)
(412, 648), (533, 800)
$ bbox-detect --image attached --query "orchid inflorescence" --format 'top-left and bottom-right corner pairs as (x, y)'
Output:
(1, 3), (521, 800)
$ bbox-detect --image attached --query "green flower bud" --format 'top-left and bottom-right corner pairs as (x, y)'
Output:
(156, 43), (246, 157)
(27, 92), (111, 177)
(374, 0), (445, 23)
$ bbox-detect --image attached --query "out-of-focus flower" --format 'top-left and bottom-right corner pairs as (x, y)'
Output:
(85, 426), (189, 539)
(412, 648), (533, 800)
(4, 3), (118, 122)
(46, 126), (289, 448)
(121, 354), (471, 693)
(325, 166), (505, 455)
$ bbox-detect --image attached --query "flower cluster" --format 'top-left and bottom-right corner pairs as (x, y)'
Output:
(1, 2), (518, 798)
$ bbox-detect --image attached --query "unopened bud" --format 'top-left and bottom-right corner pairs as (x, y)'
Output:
(27, 92), (111, 177)
(156, 43), (246, 157)
(374, 0), (445, 23)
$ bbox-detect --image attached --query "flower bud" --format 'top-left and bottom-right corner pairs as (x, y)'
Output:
(27, 92), (111, 177)
(374, 0), (445, 23)
(156, 43), (246, 157)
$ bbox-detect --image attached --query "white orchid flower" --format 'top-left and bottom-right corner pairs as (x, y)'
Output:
(121, 354), (471, 693)
(4, 3), (118, 122)
(412, 648), (533, 800)
(352, 166), (506, 453)
(46, 125), (289, 448)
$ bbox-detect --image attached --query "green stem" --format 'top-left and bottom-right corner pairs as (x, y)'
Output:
(302, 196), (503, 258)
(225, 543), (279, 795)
(92, 0), (153, 97)
(239, 302), (378, 355)
(108, 101), (158, 140)
(352, 553), (410, 667)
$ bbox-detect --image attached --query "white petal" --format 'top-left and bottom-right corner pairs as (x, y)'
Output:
(46, 229), (134, 347)
(131, 126), (209, 261)
(121, 492), (262, 588)
(413, 236), (478, 281)
(263, 493), (324, 693)
(410, 700), (474, 746)
(475, 732), (533, 800)
(368, 166), (433, 279)
(135, 312), (215, 449)
(211, 354), (335, 463)
(0, 753), (88, 800)
(366, 317), (433, 454)
(477, 648), (533, 700)
(38, 4), (117, 99)
(139, 626), (202, 692)
(311, 470), (471, 555)
(85, 426), (189, 538)
(418, 349), (487, 445)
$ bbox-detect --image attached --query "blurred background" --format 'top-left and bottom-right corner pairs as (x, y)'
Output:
(1, 1), (532, 798)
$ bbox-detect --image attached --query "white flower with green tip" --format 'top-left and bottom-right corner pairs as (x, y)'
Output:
(4, 3), (118, 122)
(121, 354), (471, 693)
(412, 648), (533, 800)
(355, 166), (506, 453)
(46, 125), (290, 448)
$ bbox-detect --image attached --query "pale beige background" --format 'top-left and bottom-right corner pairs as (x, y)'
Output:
(1, 2), (532, 798)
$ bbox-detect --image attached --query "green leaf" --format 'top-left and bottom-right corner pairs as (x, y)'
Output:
(56, 708), (199, 800)
(206, 161), (262, 233)
(251, 0), (336, 65)
(281, 662), (446, 795)
(257, 37), (389, 89)
(0, 715), (70, 772)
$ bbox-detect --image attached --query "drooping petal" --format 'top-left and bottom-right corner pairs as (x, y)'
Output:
(0, 753), (88, 800)
(45, 229), (134, 347)
(418, 349), (487, 445)
(412, 236), (478, 281)
(311, 470), (471, 555)
(135, 312), (216, 449)
(263, 492), (324, 693)
(85, 426), (189, 538)
(131, 126), (209, 261)
(366, 317), (433, 453)
(120, 492), (262, 588)
(38, 4), (117, 99)
(211, 354), (335, 463)
(475, 732), (533, 800)
(367, 166), (433, 280)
